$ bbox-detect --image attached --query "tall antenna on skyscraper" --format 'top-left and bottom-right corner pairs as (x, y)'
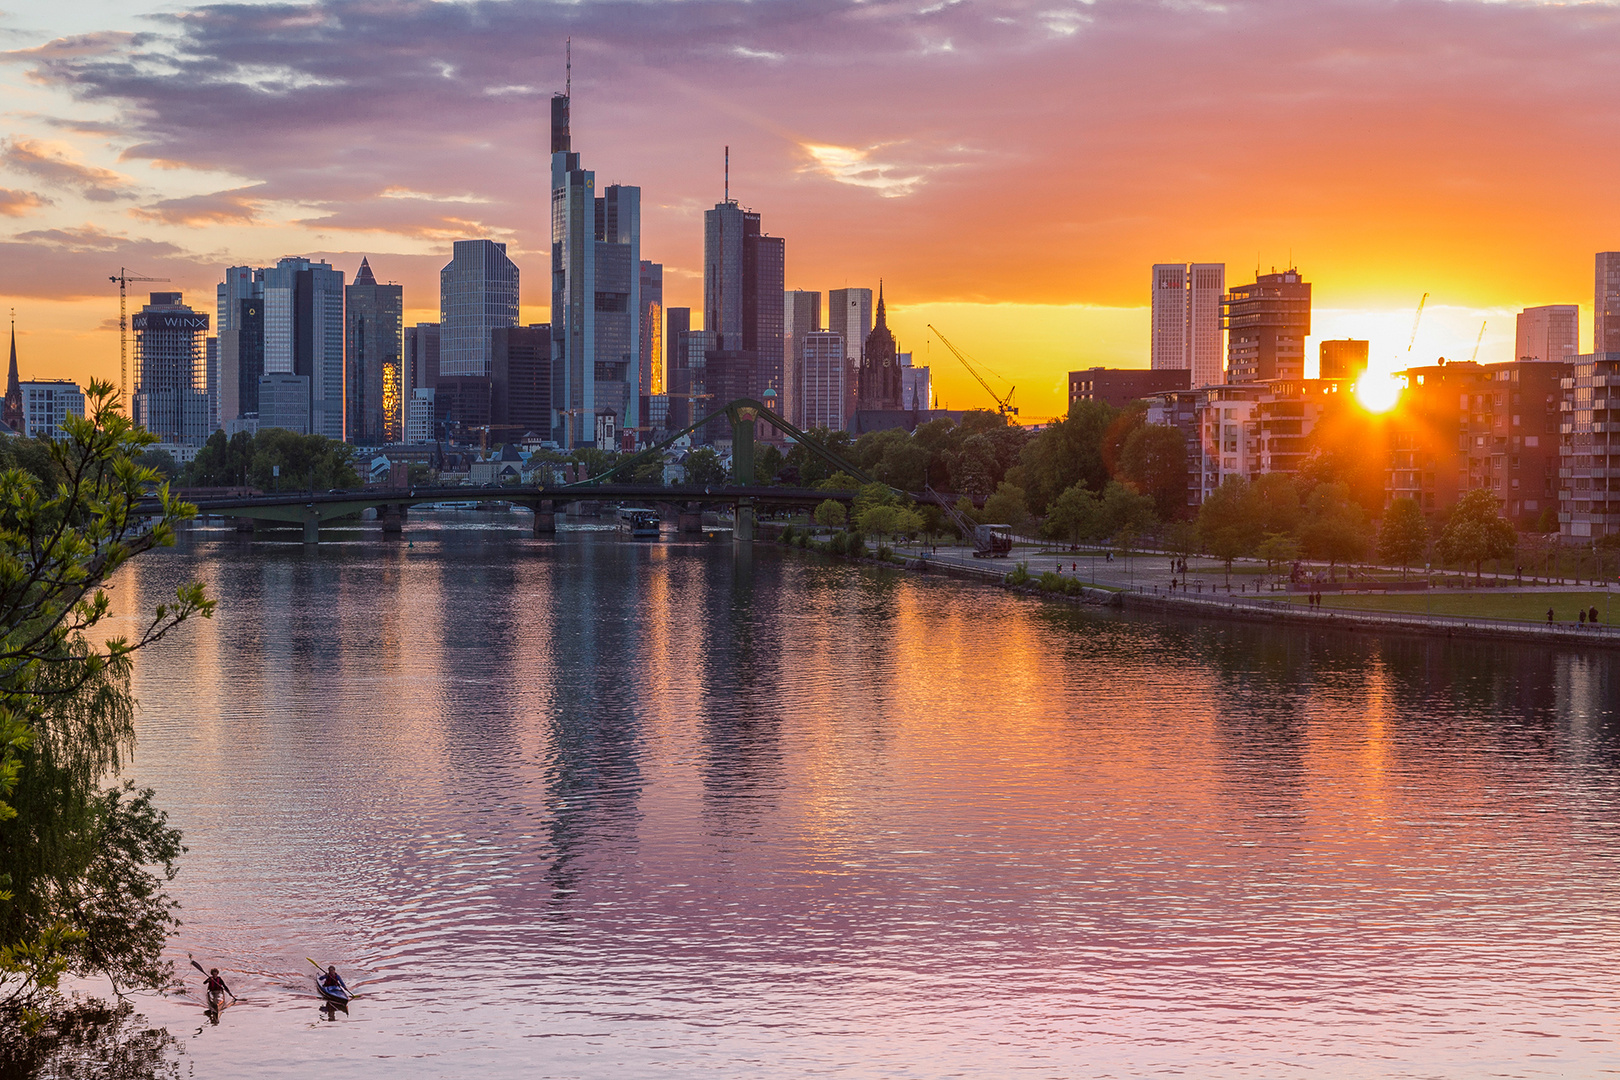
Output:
(566, 38), (571, 97)
(725, 145), (730, 204)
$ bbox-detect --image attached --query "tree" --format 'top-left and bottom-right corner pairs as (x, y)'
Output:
(1436, 488), (1517, 581)
(854, 504), (924, 547)
(1116, 423), (1188, 521)
(813, 499), (847, 530)
(1015, 400), (1115, 513)
(1299, 482), (1369, 570)
(1377, 497), (1429, 577)
(980, 482), (1030, 533)
(1097, 480), (1157, 544)
(683, 447), (726, 487)
(132, 448), (179, 481)
(1042, 483), (1101, 546)
(243, 429), (360, 491)
(1196, 476), (1260, 571)
(816, 471), (862, 492)
(1255, 532), (1300, 574)
(754, 443), (786, 484)
(0, 384), (212, 1020)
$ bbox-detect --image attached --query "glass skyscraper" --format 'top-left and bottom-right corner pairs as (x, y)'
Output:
(439, 239), (519, 378)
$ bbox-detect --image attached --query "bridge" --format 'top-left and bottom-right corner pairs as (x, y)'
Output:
(160, 482), (866, 543)
(147, 397), (960, 543)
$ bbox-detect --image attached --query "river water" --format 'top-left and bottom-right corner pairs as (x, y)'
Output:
(95, 513), (1620, 1078)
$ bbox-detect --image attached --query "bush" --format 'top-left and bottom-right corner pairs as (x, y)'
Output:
(847, 531), (865, 557)
(1006, 561), (1032, 586)
(781, 525), (796, 545)
(829, 531), (846, 556)
(1038, 571), (1066, 592)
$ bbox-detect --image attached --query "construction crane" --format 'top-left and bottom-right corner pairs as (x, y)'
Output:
(1406, 292), (1429, 356)
(1470, 320), (1487, 364)
(926, 324), (1017, 418)
(110, 268), (169, 400)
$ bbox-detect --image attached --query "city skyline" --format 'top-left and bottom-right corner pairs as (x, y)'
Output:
(6, 1), (1620, 418)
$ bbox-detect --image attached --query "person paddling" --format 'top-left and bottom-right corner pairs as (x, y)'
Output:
(320, 965), (348, 992)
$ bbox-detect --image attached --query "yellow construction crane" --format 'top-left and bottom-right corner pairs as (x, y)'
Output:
(110, 268), (169, 400)
(926, 324), (1017, 418)
(1406, 292), (1429, 357)
(1470, 320), (1487, 364)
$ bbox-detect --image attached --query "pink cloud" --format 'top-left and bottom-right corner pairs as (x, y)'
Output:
(0, 188), (50, 217)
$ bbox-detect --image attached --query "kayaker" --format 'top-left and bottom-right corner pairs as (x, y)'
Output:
(204, 968), (231, 998)
(321, 966), (347, 990)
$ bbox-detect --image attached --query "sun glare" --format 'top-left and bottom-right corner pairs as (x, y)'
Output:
(1356, 373), (1402, 413)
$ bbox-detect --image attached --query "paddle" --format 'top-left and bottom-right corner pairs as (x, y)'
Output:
(189, 957), (237, 1002)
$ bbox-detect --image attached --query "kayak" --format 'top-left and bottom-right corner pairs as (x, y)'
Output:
(205, 989), (230, 1012)
(314, 977), (352, 1005)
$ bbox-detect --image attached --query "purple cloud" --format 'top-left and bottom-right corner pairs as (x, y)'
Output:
(1, 137), (136, 202)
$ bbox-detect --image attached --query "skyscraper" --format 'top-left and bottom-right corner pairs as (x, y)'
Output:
(217, 265), (263, 423)
(799, 330), (846, 432)
(405, 323), (440, 400)
(827, 287), (871, 425)
(345, 258), (403, 445)
(1318, 339), (1369, 381)
(1517, 304), (1580, 363)
(665, 306), (692, 431)
(1597, 253), (1620, 354)
(550, 78), (642, 448)
(784, 290), (820, 427)
(492, 324), (552, 437)
(440, 239), (518, 378)
(1151, 263), (1225, 388)
(1223, 269), (1310, 384)
(263, 257), (345, 439)
(640, 260), (663, 399)
(704, 192), (785, 417)
(132, 292), (211, 444)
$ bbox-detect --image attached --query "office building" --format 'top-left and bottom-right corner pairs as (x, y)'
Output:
(406, 388), (436, 445)
(828, 287), (872, 420)
(899, 352), (931, 412)
(799, 330), (846, 431)
(132, 292), (212, 445)
(664, 309), (694, 431)
(1598, 254), (1620, 354)
(1223, 268), (1311, 384)
(405, 323), (441, 400)
(346, 258), (404, 445)
(440, 240), (518, 378)
(205, 336), (219, 432)
(551, 83), (642, 448)
(1318, 339), (1370, 381)
(492, 324), (552, 437)
(263, 257), (345, 439)
(217, 265), (263, 423)
(19, 380), (85, 440)
(258, 373), (311, 434)
(670, 328), (715, 438)
(1559, 352), (1620, 539)
(704, 196), (785, 420)
(784, 290), (820, 426)
(1515, 305), (1579, 364)
(1151, 263), (1225, 388)
(1069, 367), (1191, 410)
(640, 260), (663, 410)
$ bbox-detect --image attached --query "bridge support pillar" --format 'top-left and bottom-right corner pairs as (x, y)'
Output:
(533, 500), (555, 536)
(679, 503), (703, 534)
(302, 506), (320, 545)
(379, 504), (406, 535)
(734, 498), (754, 545)
(234, 517), (255, 534)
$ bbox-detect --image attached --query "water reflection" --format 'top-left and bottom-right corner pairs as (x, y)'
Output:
(96, 519), (1620, 1078)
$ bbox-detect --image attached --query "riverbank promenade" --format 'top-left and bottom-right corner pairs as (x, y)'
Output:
(883, 536), (1620, 647)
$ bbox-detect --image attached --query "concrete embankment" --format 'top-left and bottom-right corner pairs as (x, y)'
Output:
(763, 525), (1620, 651)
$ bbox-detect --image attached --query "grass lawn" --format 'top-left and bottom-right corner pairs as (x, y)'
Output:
(1289, 590), (1620, 626)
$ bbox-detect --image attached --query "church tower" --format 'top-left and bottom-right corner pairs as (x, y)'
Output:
(4, 312), (21, 433)
(858, 283), (902, 410)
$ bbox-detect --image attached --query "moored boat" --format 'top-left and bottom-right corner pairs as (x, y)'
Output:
(617, 507), (661, 538)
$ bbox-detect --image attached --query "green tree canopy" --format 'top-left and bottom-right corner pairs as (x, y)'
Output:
(1436, 488), (1517, 580)
(1195, 476), (1261, 569)
(1098, 480), (1158, 545)
(1377, 497), (1429, 575)
(1116, 423), (1188, 521)
(1041, 483), (1102, 545)
(683, 447), (727, 487)
(813, 499), (846, 530)
(0, 384), (212, 1018)
(1013, 400), (1116, 513)
(1298, 481), (1370, 568)
(981, 482), (1031, 533)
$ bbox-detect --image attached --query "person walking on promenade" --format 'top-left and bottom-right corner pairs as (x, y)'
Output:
(1548, 608), (1555, 625)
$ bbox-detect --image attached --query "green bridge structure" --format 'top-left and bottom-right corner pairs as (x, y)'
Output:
(144, 399), (959, 544)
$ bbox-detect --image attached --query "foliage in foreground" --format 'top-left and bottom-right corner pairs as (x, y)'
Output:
(0, 383), (212, 1022)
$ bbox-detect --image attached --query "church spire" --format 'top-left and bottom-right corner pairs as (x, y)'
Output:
(5, 312), (22, 433)
(875, 279), (886, 325)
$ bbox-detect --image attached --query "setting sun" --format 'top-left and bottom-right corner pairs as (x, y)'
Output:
(1356, 373), (1403, 413)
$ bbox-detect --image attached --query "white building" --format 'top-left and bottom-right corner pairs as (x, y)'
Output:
(1151, 262), (1225, 389)
(440, 239), (519, 378)
(828, 288), (872, 419)
(799, 330), (846, 431)
(406, 387), (436, 445)
(19, 380), (85, 440)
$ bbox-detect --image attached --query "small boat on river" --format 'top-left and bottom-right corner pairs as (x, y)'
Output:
(617, 507), (661, 538)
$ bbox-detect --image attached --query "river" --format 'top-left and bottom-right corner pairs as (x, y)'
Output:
(89, 512), (1620, 1077)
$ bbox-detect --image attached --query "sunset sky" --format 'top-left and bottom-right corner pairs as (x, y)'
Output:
(4, 0), (1619, 421)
